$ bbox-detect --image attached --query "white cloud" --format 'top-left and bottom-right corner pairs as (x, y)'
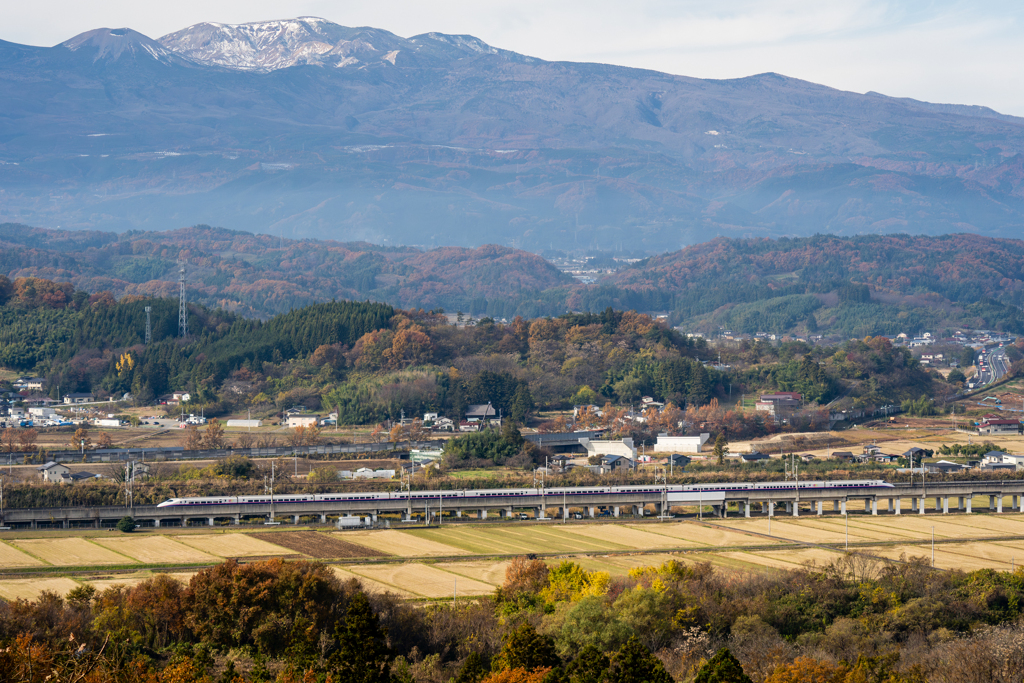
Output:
(4, 0), (1023, 114)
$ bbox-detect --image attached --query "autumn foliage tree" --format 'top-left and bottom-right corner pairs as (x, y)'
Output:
(501, 557), (549, 598)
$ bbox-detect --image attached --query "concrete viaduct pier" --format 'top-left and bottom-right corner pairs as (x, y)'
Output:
(4, 481), (1024, 529)
(721, 481), (1024, 518)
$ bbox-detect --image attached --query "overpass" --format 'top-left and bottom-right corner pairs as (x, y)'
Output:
(5, 480), (1024, 530)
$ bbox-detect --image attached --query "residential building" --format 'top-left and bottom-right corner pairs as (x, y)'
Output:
(600, 454), (634, 472)
(432, 417), (455, 431)
(38, 462), (71, 483)
(466, 404), (498, 420)
(666, 454), (691, 469)
(924, 460), (965, 474)
(63, 392), (94, 404)
(286, 414), (319, 428)
(756, 392), (801, 421)
(739, 451), (770, 463)
(978, 418), (1021, 435)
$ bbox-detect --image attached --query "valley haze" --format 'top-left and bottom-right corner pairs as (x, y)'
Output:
(1, 17), (1023, 252)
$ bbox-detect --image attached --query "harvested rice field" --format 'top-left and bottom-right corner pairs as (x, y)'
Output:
(633, 522), (777, 547)
(0, 577), (81, 601)
(347, 562), (494, 598)
(343, 530), (469, 557)
(412, 525), (633, 555)
(95, 536), (219, 564)
(13, 538), (136, 566)
(852, 516), (1022, 540)
(719, 548), (845, 570)
(715, 518), (875, 544)
(174, 533), (294, 558)
(85, 572), (196, 593)
(330, 566), (415, 598)
(0, 540), (46, 568)
(564, 524), (683, 549)
(871, 545), (1008, 572)
(939, 515), (1024, 535)
(433, 559), (510, 586)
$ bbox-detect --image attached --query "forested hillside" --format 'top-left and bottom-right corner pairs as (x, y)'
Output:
(573, 233), (1024, 336)
(3, 275), (967, 449)
(4, 225), (1024, 337)
(0, 223), (572, 319)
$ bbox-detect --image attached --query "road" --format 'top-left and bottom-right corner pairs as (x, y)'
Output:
(975, 346), (1009, 386)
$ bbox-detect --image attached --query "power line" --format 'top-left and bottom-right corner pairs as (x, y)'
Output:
(178, 260), (188, 338)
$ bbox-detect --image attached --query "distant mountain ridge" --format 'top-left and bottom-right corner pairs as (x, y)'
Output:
(2, 223), (1024, 337)
(1, 18), (1024, 249)
(158, 17), (515, 71)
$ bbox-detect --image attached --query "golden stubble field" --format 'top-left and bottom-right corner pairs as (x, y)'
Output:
(12, 538), (136, 566)
(95, 536), (220, 564)
(9, 513), (1024, 601)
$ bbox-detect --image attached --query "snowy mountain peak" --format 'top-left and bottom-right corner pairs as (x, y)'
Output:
(411, 32), (498, 55)
(61, 28), (183, 64)
(158, 17), (411, 71)
(158, 18), (522, 72)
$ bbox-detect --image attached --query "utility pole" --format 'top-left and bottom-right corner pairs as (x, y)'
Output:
(269, 461), (276, 524)
(125, 461), (132, 509)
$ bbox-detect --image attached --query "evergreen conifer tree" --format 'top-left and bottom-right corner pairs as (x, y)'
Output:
(329, 591), (393, 683)
(606, 636), (672, 683)
(694, 648), (752, 683)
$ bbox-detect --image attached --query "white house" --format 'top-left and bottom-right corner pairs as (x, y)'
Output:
(38, 462), (71, 483)
(286, 414), (319, 428)
(653, 434), (711, 454)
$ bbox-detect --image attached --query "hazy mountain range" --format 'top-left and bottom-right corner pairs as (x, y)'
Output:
(2, 17), (1024, 251)
(3, 222), (1023, 337)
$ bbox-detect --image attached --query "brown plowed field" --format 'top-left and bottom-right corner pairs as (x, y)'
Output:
(250, 531), (385, 559)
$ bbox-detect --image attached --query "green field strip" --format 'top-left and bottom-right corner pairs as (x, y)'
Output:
(518, 526), (636, 551)
(518, 527), (635, 552)
(411, 528), (542, 555)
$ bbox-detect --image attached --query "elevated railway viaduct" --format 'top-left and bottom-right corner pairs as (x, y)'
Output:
(5, 481), (1024, 530)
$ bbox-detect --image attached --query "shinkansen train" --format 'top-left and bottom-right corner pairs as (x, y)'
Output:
(156, 479), (893, 507)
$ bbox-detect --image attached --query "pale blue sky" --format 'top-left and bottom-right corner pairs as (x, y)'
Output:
(4, 0), (1023, 115)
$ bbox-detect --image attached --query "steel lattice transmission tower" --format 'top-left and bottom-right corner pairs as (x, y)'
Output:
(177, 261), (188, 338)
(144, 306), (152, 345)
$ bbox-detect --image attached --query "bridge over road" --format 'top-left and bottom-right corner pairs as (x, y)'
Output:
(5, 481), (1024, 530)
